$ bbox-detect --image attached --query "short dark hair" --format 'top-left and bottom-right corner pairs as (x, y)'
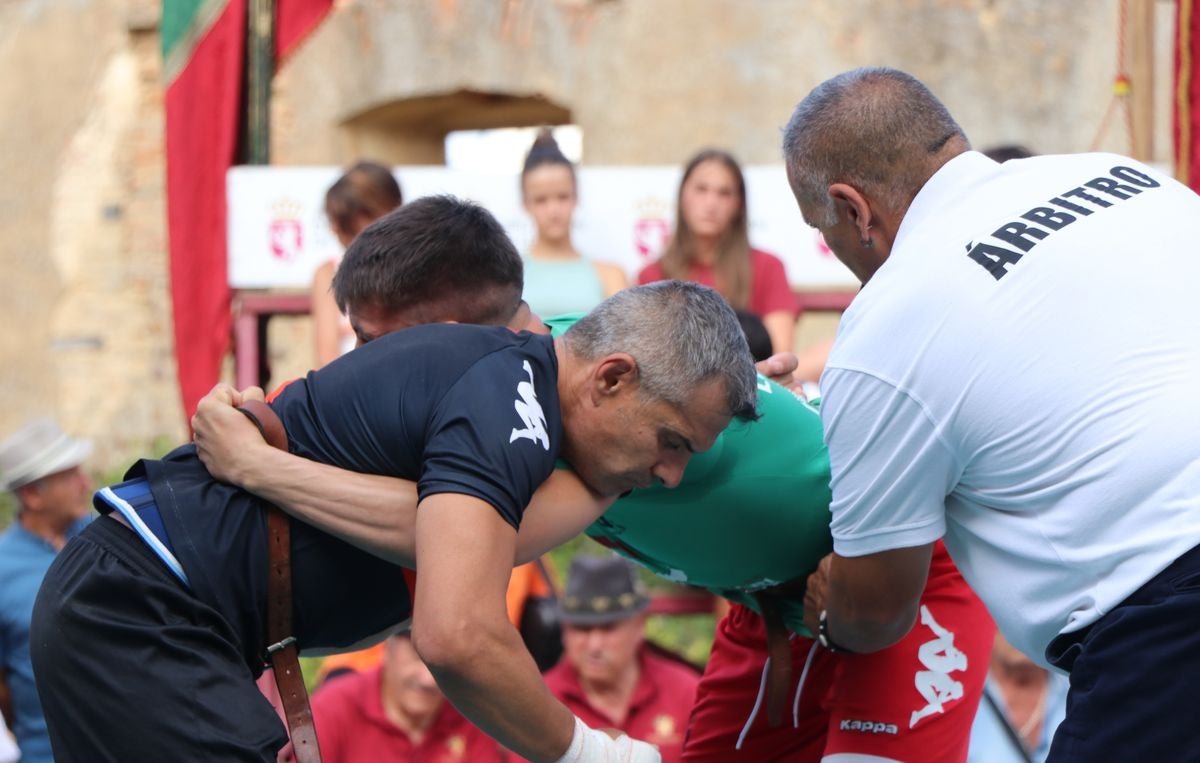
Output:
(332, 195), (524, 326)
(735, 310), (773, 362)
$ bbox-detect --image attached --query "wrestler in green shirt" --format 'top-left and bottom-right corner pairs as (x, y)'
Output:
(544, 314), (833, 632)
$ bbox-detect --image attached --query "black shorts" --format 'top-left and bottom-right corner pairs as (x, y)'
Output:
(30, 516), (288, 762)
(1045, 540), (1200, 761)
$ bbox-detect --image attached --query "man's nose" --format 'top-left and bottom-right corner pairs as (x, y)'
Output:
(584, 628), (609, 652)
(652, 454), (689, 489)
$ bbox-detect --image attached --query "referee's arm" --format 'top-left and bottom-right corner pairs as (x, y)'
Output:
(811, 368), (955, 653)
(805, 544), (933, 653)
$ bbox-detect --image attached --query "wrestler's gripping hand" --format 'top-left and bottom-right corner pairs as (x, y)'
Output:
(755, 352), (805, 398)
(191, 382), (269, 484)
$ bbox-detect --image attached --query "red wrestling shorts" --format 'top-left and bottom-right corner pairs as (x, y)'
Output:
(682, 542), (995, 763)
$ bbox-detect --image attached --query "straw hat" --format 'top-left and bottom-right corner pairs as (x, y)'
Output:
(0, 419), (92, 491)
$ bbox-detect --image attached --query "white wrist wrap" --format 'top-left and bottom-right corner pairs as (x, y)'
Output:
(553, 716), (661, 763)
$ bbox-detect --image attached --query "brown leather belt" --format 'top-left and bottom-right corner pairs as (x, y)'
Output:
(752, 573), (815, 729)
(753, 591), (794, 728)
(238, 400), (322, 763)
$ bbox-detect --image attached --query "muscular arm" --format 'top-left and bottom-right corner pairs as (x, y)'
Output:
(804, 545), (933, 653)
(192, 385), (612, 566)
(810, 368), (954, 653)
(412, 493), (575, 762)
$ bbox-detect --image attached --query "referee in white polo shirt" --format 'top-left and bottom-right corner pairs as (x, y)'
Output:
(783, 67), (1200, 762)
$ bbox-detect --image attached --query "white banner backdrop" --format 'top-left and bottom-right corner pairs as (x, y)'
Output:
(226, 165), (857, 290)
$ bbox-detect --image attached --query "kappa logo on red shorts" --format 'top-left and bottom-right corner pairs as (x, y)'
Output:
(909, 605), (968, 728)
(839, 719), (899, 735)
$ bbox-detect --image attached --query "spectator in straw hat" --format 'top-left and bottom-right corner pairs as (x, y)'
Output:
(0, 419), (93, 763)
(541, 555), (699, 763)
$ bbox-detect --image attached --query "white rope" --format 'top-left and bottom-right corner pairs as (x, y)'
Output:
(735, 655), (772, 750)
(793, 640), (820, 727)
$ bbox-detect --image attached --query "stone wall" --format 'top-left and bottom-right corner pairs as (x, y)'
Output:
(275, 0), (1161, 166)
(0, 0), (183, 470)
(0, 0), (1177, 468)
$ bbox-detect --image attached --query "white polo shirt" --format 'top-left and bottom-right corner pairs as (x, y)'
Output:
(821, 151), (1200, 662)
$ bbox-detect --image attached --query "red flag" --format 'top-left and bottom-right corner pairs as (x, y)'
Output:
(164, 0), (331, 421)
(1175, 0), (1200, 191)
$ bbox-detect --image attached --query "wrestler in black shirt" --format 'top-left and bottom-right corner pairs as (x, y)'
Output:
(31, 198), (757, 763)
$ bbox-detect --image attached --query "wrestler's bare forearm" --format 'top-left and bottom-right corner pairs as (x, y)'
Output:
(414, 494), (576, 762)
(239, 445), (420, 567)
(233, 446), (610, 567)
(192, 384), (612, 566)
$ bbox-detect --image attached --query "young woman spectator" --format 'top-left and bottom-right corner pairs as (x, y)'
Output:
(311, 161), (402, 367)
(520, 130), (627, 315)
(639, 149), (798, 354)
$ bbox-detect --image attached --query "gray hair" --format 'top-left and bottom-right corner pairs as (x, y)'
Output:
(781, 67), (967, 228)
(563, 281), (759, 421)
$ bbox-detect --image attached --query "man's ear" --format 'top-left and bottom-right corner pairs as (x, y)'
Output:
(15, 482), (42, 512)
(828, 183), (874, 242)
(590, 353), (639, 404)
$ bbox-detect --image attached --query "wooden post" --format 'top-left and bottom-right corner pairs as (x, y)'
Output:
(246, 0), (275, 165)
(1129, 0), (1156, 161)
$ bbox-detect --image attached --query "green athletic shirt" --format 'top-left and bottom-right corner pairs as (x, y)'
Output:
(545, 314), (833, 632)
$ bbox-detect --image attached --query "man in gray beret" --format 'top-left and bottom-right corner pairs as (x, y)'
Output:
(0, 419), (93, 763)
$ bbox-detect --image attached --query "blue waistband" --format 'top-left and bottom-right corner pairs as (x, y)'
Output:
(95, 477), (189, 587)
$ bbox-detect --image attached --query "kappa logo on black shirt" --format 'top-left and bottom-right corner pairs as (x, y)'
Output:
(509, 360), (550, 451)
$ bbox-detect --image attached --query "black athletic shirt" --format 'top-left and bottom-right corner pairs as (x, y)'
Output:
(138, 324), (563, 667)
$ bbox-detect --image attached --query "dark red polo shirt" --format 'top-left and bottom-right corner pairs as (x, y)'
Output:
(543, 647), (700, 763)
(637, 248), (799, 319)
(300, 666), (506, 763)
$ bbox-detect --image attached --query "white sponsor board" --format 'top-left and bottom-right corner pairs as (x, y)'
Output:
(226, 165), (856, 289)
